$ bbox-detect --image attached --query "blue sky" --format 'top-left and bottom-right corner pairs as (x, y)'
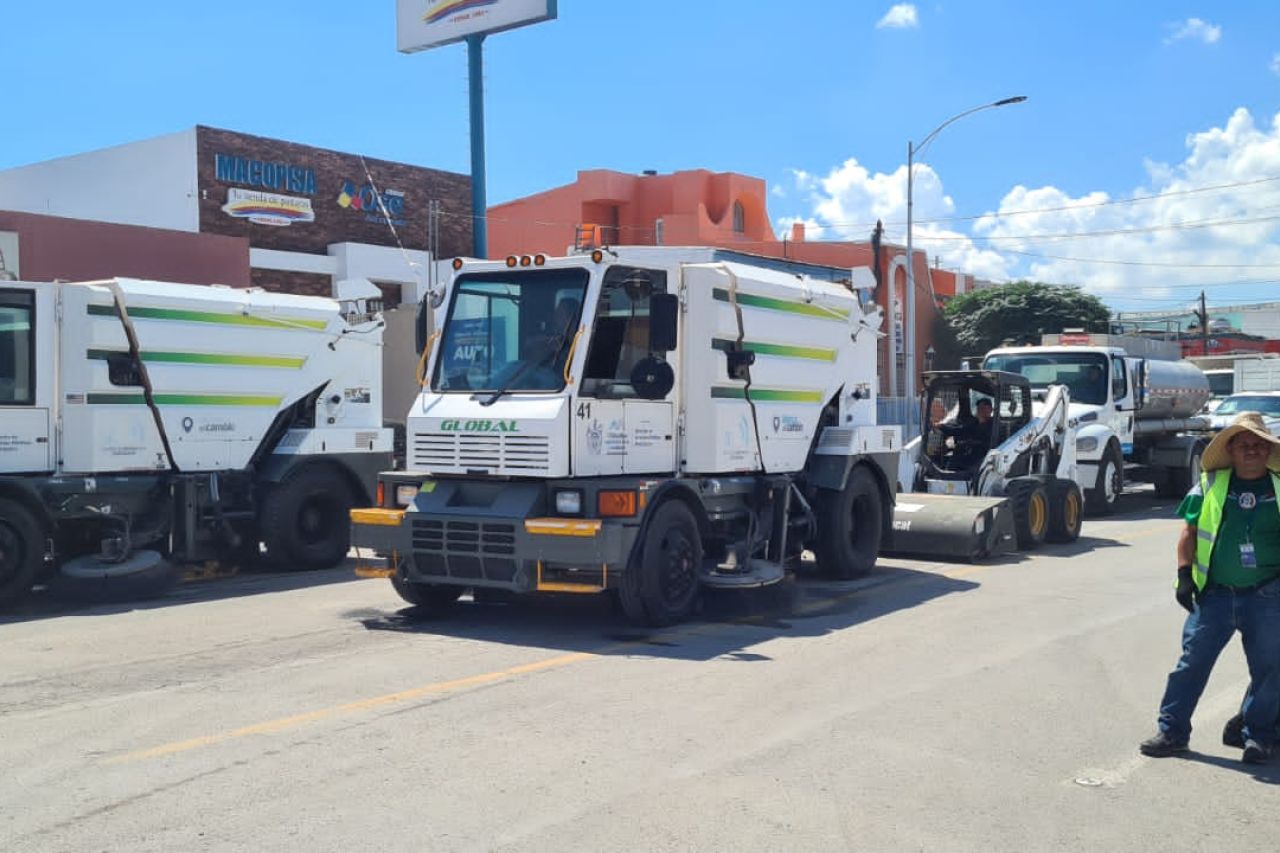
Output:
(3, 1), (1279, 312)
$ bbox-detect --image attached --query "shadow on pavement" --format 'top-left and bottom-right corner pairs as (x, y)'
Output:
(0, 561), (365, 626)
(350, 563), (979, 663)
(1176, 750), (1280, 785)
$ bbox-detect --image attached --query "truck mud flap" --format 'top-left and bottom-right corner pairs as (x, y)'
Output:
(881, 494), (1016, 562)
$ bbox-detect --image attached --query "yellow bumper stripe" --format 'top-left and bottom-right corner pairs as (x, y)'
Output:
(524, 518), (602, 537)
(350, 508), (406, 527)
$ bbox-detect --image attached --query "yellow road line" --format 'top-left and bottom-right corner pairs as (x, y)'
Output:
(107, 520), (1179, 763)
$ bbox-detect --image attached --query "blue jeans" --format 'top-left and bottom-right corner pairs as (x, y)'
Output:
(1156, 578), (1280, 745)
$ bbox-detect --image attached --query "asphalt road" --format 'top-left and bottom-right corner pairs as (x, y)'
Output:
(2, 488), (1277, 852)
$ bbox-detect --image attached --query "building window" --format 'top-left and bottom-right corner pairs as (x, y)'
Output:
(732, 201), (745, 234)
(654, 218), (664, 246)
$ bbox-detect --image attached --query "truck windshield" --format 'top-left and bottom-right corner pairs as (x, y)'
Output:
(1215, 395), (1280, 416)
(432, 269), (589, 394)
(983, 352), (1110, 405)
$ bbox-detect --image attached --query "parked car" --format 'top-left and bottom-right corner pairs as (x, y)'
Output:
(1205, 391), (1280, 435)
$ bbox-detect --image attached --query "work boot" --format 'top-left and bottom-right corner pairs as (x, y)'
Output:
(1242, 739), (1271, 765)
(1223, 714), (1245, 749)
(1139, 731), (1189, 757)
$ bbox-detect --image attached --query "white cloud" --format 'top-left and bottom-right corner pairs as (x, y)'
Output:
(778, 108), (1280, 303)
(1271, 52), (1280, 75)
(876, 4), (918, 30)
(1165, 17), (1221, 45)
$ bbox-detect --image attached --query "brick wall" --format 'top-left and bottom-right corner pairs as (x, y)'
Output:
(250, 268), (333, 297)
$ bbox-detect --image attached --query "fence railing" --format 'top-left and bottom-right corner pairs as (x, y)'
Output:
(877, 395), (921, 441)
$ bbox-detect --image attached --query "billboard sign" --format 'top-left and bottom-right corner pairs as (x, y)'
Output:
(397, 0), (557, 53)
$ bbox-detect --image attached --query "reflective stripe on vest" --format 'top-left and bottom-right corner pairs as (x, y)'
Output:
(1192, 469), (1280, 590)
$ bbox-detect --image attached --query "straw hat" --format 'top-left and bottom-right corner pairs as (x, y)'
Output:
(1201, 411), (1280, 471)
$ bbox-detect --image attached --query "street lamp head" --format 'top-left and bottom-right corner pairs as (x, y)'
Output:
(994, 96), (1028, 107)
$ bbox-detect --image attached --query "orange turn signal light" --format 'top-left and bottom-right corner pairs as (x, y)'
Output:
(376, 481), (386, 507)
(597, 490), (637, 517)
(591, 249), (604, 263)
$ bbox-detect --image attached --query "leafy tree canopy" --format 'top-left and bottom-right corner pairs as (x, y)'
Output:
(942, 281), (1111, 357)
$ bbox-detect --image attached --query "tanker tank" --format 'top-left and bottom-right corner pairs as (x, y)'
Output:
(1139, 360), (1210, 421)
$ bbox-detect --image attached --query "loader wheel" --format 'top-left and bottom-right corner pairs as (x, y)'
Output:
(618, 500), (702, 627)
(391, 575), (464, 609)
(814, 466), (883, 580)
(0, 498), (45, 607)
(1007, 478), (1049, 550)
(261, 466), (354, 570)
(1086, 445), (1123, 516)
(1046, 479), (1084, 544)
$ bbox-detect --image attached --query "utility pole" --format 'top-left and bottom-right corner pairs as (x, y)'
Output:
(1199, 290), (1209, 357)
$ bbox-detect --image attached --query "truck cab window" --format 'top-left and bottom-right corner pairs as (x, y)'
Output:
(0, 292), (34, 405)
(581, 266), (668, 399)
(1111, 358), (1127, 400)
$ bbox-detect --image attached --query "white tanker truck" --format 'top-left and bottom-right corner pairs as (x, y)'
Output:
(982, 334), (1211, 511)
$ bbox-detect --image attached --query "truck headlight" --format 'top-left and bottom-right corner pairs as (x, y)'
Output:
(1076, 437), (1099, 453)
(555, 489), (583, 515)
(396, 484), (420, 507)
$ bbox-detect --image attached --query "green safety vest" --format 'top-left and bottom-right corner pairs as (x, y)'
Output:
(1191, 469), (1280, 590)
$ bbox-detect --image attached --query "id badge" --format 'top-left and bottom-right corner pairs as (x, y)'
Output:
(1240, 542), (1258, 568)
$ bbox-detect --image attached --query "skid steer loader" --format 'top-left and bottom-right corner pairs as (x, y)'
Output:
(887, 370), (1085, 561)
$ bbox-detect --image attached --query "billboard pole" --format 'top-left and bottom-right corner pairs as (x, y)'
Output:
(467, 33), (488, 258)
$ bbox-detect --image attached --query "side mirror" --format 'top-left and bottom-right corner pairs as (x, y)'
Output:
(415, 300), (430, 355)
(650, 293), (679, 353)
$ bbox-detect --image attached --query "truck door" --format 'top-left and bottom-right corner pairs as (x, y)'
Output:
(1111, 356), (1137, 454)
(0, 286), (52, 473)
(571, 265), (676, 476)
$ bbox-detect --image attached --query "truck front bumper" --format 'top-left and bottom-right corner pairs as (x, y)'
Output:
(350, 482), (632, 593)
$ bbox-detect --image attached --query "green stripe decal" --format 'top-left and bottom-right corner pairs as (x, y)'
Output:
(712, 288), (850, 320)
(87, 393), (283, 407)
(710, 386), (825, 403)
(87, 349), (305, 368)
(711, 338), (837, 362)
(89, 303), (328, 330)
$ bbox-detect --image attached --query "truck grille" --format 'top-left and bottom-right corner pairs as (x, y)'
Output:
(411, 432), (551, 474)
(411, 519), (518, 582)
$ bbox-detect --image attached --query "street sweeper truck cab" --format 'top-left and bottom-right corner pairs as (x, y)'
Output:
(352, 247), (900, 625)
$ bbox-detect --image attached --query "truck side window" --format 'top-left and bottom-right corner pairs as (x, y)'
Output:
(1111, 358), (1127, 400)
(0, 291), (34, 405)
(581, 267), (667, 399)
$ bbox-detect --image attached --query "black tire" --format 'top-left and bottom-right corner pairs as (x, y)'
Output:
(1155, 442), (1205, 500)
(0, 497), (46, 607)
(617, 500), (703, 627)
(1007, 478), (1050, 550)
(814, 465), (884, 580)
(391, 575), (465, 608)
(260, 465), (355, 570)
(1046, 479), (1084, 544)
(50, 550), (178, 604)
(1086, 444), (1124, 516)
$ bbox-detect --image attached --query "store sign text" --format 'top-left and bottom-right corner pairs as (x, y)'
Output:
(338, 181), (407, 226)
(215, 153), (317, 195)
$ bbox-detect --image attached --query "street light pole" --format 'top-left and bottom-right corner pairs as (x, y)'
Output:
(904, 95), (1027, 398)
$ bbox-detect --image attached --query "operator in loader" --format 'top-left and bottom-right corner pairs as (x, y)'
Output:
(937, 397), (995, 470)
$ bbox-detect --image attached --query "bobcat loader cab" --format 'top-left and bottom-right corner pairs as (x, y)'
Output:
(354, 247), (901, 626)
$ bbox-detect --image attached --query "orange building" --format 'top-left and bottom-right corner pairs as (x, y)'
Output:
(489, 168), (980, 395)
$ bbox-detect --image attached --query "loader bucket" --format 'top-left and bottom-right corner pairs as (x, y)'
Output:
(882, 494), (1016, 562)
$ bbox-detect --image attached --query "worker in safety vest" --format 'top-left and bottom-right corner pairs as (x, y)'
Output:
(1139, 412), (1280, 764)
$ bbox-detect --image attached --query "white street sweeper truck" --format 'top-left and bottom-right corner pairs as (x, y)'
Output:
(352, 247), (900, 625)
(0, 277), (392, 605)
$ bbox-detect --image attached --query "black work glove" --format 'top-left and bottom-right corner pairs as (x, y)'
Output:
(1175, 564), (1197, 614)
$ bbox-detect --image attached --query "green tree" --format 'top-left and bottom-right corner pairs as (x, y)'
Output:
(943, 281), (1111, 357)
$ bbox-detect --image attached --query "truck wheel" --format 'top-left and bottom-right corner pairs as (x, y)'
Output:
(814, 466), (883, 580)
(618, 500), (702, 627)
(0, 498), (45, 607)
(1046, 479), (1084, 544)
(1086, 445), (1123, 516)
(391, 576), (464, 609)
(1007, 478), (1049, 550)
(1155, 442), (1205, 500)
(261, 466), (354, 570)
